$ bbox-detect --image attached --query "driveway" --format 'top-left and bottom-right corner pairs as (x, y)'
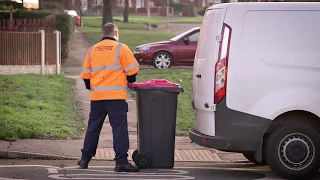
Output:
(155, 23), (202, 35)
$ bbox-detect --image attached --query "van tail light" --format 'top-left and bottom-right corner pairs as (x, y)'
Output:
(214, 24), (232, 104)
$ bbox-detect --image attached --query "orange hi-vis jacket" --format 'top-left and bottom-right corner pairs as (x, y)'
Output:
(80, 38), (139, 101)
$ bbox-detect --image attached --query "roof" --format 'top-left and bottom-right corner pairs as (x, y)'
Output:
(208, 2), (320, 11)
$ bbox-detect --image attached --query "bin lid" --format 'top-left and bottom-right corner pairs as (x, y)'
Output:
(129, 79), (183, 92)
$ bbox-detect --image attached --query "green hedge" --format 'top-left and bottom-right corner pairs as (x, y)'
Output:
(54, 13), (75, 61)
(43, 2), (65, 11)
(0, 9), (58, 19)
(170, 3), (197, 17)
(170, 3), (188, 13)
(197, 6), (209, 16)
(187, 6), (197, 17)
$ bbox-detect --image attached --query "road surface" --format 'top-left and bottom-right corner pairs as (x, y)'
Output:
(1, 160), (319, 180)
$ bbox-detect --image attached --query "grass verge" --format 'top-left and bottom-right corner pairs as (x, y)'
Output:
(82, 16), (165, 29)
(171, 16), (203, 24)
(0, 74), (84, 141)
(77, 26), (175, 51)
(130, 69), (194, 136)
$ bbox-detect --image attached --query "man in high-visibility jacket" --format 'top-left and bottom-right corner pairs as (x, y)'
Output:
(78, 22), (140, 172)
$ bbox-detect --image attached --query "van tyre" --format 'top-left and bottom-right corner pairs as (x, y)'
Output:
(242, 152), (267, 166)
(265, 122), (320, 180)
(152, 52), (173, 69)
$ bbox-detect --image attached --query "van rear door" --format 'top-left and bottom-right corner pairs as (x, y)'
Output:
(192, 5), (229, 136)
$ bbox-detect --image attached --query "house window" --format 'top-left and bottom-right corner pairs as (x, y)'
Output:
(116, 0), (122, 6)
(115, 0), (133, 7)
(135, 0), (144, 8)
(92, 0), (103, 5)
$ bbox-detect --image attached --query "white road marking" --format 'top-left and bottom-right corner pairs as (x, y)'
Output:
(54, 168), (190, 175)
(47, 168), (58, 174)
(48, 174), (195, 180)
(48, 167), (195, 180)
(0, 164), (271, 172)
(0, 164), (281, 180)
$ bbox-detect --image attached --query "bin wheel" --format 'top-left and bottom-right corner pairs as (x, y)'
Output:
(134, 153), (149, 169)
(132, 150), (139, 161)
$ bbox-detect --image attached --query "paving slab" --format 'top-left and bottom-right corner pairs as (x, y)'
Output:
(0, 141), (10, 152)
(92, 148), (246, 162)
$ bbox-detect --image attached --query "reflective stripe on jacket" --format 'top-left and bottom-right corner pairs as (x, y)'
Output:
(80, 38), (139, 100)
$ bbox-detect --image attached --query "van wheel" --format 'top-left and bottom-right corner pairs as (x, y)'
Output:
(265, 122), (320, 179)
(152, 52), (172, 69)
(242, 152), (267, 166)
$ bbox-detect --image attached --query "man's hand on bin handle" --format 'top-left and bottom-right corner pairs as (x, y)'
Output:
(127, 73), (137, 83)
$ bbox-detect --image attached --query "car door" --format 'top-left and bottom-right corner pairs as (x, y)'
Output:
(175, 30), (200, 65)
(185, 30), (200, 64)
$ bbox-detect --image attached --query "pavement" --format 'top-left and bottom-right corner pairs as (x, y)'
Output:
(0, 25), (247, 164)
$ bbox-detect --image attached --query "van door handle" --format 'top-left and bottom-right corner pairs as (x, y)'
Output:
(196, 74), (201, 78)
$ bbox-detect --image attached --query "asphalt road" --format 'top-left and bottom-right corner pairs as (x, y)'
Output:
(1, 160), (320, 180)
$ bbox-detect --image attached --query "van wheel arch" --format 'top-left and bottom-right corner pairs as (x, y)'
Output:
(265, 110), (320, 136)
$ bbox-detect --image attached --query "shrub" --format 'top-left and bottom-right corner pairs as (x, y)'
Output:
(187, 6), (197, 17)
(54, 13), (75, 61)
(170, 3), (196, 17)
(0, 0), (23, 9)
(0, 9), (56, 19)
(198, 6), (209, 16)
(170, 3), (188, 14)
(0, 4), (12, 10)
(43, 2), (65, 11)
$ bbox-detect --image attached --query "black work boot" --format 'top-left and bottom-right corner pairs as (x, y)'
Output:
(114, 163), (140, 172)
(77, 159), (89, 169)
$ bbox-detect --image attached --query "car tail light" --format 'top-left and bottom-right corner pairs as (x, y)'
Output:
(214, 24), (232, 104)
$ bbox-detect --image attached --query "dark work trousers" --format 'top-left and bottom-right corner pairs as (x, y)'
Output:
(81, 100), (129, 165)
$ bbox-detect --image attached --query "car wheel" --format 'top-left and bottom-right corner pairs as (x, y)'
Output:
(242, 152), (267, 166)
(265, 122), (320, 179)
(152, 52), (173, 69)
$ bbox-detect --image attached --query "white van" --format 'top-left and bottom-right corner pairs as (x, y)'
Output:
(190, 2), (320, 179)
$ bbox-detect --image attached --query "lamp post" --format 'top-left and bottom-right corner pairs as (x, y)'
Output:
(166, 0), (169, 28)
(147, 0), (151, 31)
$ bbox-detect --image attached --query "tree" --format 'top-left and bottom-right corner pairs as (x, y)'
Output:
(102, 0), (113, 29)
(123, 0), (129, 23)
(39, 0), (43, 9)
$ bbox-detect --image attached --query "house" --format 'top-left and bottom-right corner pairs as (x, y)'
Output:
(86, 0), (158, 16)
(42, 0), (81, 11)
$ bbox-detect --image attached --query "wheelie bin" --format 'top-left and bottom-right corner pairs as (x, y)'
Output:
(128, 79), (184, 169)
